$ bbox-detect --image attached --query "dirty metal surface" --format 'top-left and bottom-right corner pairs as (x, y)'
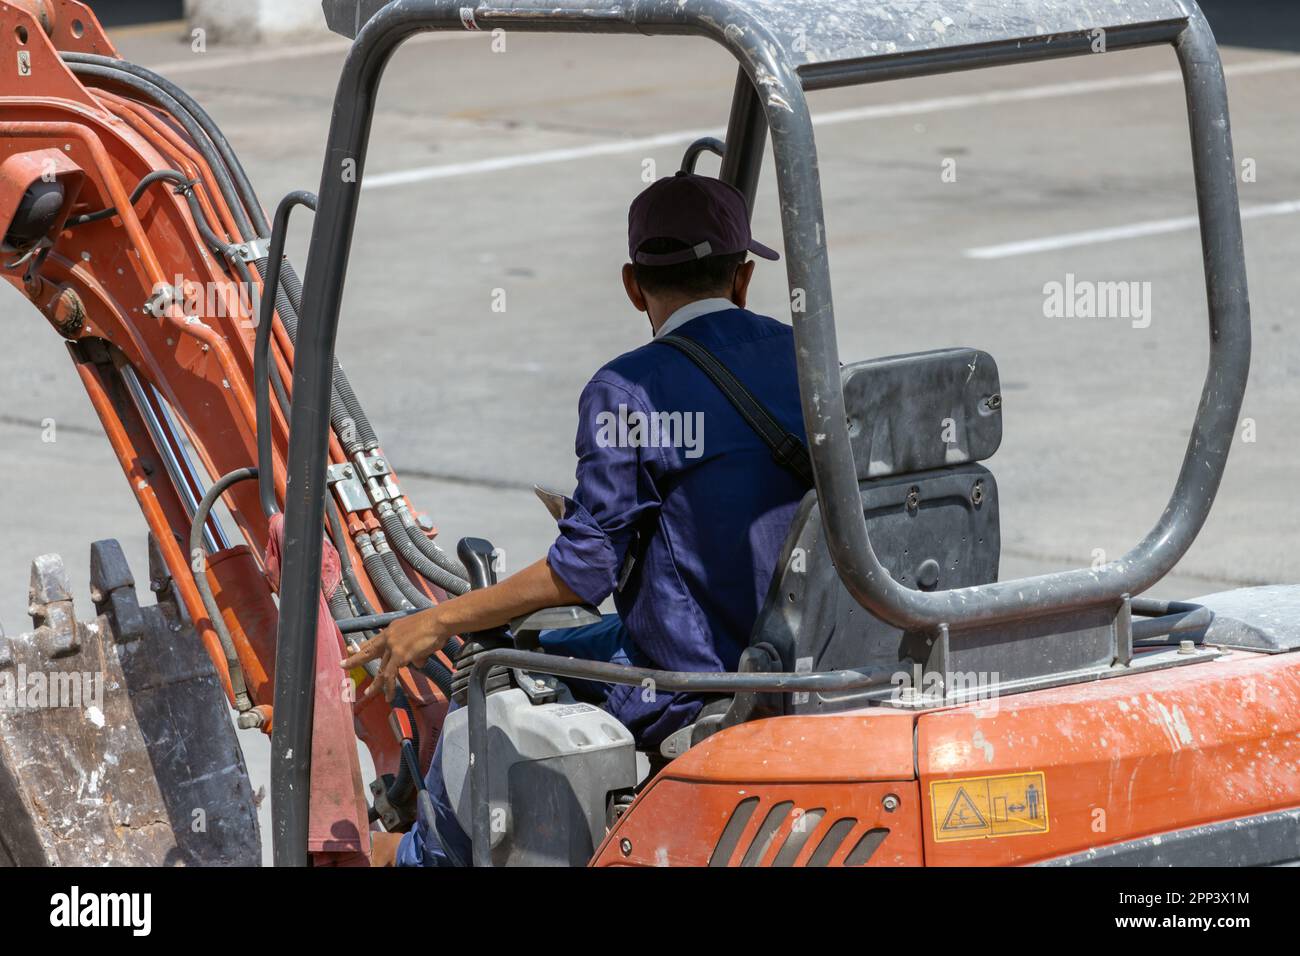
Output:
(0, 539), (260, 866)
(325, 0), (1191, 66)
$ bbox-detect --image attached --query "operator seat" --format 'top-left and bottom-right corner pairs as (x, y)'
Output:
(665, 348), (1004, 753)
(756, 347), (1003, 712)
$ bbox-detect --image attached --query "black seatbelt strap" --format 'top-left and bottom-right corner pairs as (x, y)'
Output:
(656, 333), (815, 487)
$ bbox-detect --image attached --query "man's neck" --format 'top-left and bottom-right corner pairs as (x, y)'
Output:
(650, 296), (739, 338)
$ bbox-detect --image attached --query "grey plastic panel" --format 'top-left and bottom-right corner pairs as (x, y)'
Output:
(1039, 806), (1300, 866)
(751, 463), (1000, 714)
(441, 688), (636, 866)
(842, 348), (1002, 479)
(1193, 585), (1300, 654)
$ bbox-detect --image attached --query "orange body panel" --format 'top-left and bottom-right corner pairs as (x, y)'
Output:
(599, 650), (1300, 866)
(917, 648), (1300, 865)
(593, 709), (921, 866)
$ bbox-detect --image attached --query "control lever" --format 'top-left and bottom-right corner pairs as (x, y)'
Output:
(449, 537), (512, 704)
(456, 537), (500, 590)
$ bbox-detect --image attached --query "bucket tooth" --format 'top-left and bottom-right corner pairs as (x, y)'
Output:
(90, 539), (145, 645)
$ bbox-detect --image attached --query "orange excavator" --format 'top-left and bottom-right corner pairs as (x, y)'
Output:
(1, 0), (1297, 868)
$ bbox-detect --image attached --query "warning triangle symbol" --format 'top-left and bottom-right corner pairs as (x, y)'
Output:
(941, 787), (988, 831)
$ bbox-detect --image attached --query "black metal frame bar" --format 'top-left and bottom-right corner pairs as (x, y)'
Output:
(274, 0), (1250, 864)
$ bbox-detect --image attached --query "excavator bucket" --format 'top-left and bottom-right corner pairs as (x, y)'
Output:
(0, 539), (259, 866)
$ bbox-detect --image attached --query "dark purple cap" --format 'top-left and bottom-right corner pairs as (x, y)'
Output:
(628, 171), (780, 266)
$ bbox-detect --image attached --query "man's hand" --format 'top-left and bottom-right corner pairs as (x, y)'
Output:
(339, 557), (584, 702)
(341, 607), (450, 702)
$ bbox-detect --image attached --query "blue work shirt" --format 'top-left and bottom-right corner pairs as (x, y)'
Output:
(546, 304), (808, 748)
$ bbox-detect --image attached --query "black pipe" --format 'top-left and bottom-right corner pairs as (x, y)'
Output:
(256, 191), (317, 517)
(190, 468), (257, 715)
(67, 169), (196, 227)
(337, 609), (412, 633)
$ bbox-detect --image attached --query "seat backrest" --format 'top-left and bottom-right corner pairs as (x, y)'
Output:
(750, 348), (1003, 715)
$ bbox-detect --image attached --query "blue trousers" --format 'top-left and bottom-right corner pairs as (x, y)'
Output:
(394, 614), (629, 867)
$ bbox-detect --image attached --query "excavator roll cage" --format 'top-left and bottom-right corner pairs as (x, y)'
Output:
(270, 0), (1250, 865)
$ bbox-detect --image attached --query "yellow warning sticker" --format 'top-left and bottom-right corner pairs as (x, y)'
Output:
(931, 772), (1049, 843)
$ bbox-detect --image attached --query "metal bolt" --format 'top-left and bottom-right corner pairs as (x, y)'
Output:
(882, 794), (900, 813)
(1178, 639), (1196, 655)
(619, 837), (632, 857)
(971, 480), (984, 505)
(905, 487), (921, 512)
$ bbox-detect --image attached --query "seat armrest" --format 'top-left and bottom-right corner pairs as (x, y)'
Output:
(510, 604), (602, 635)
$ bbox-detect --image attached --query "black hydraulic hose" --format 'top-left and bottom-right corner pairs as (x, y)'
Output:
(420, 657), (455, 697)
(67, 169), (196, 227)
(400, 514), (470, 582)
(326, 586), (353, 623)
(376, 535), (435, 610)
(336, 609), (465, 671)
(357, 533), (415, 612)
(191, 468), (256, 714)
(61, 52), (265, 235)
(378, 505), (470, 596)
(62, 60), (254, 239)
(338, 609), (412, 633)
(327, 504), (377, 618)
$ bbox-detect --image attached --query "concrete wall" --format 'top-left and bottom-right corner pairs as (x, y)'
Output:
(185, 0), (332, 43)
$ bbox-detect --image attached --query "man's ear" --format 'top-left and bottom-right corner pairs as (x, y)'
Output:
(622, 263), (648, 312)
(731, 259), (757, 309)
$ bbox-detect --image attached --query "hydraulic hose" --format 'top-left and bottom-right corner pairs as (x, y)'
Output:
(61, 53), (265, 234)
(190, 468), (256, 715)
(357, 533), (415, 612)
(63, 60), (255, 239)
(68, 169), (196, 227)
(378, 504), (470, 596)
(395, 506), (469, 582)
(374, 532), (435, 610)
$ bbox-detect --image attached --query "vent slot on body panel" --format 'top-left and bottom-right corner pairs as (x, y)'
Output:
(708, 796), (759, 867)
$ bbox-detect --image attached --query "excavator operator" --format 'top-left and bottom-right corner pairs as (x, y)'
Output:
(343, 172), (809, 866)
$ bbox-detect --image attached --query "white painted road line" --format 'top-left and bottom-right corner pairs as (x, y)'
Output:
(359, 56), (1300, 190)
(149, 30), (473, 77)
(363, 126), (722, 189)
(964, 199), (1300, 259)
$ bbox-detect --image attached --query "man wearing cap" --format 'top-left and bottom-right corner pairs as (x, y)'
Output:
(347, 172), (807, 867)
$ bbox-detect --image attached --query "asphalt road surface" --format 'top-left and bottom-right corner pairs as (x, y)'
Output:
(0, 10), (1296, 861)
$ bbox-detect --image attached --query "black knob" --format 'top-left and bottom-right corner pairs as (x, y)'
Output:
(456, 537), (498, 590)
